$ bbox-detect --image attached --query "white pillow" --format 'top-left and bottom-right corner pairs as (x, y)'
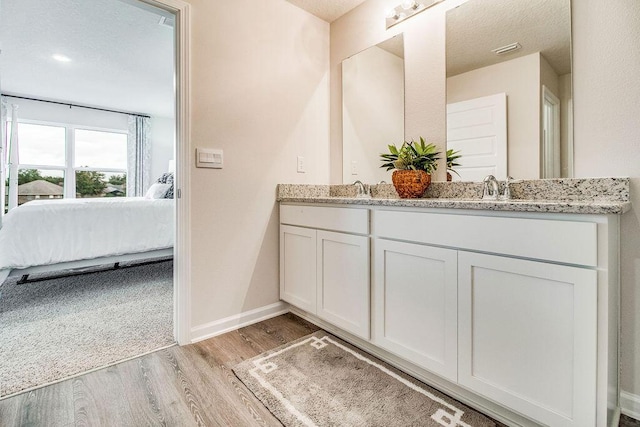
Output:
(144, 183), (172, 199)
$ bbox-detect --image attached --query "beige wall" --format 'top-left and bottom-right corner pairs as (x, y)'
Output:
(572, 0), (640, 395)
(342, 45), (404, 184)
(330, 0), (640, 397)
(447, 53), (541, 179)
(187, 0), (329, 327)
(540, 54), (560, 98)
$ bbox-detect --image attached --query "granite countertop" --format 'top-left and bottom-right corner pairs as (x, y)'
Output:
(277, 178), (632, 215)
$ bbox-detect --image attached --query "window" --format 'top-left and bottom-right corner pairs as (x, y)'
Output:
(74, 129), (127, 198)
(4, 121), (128, 210)
(16, 169), (65, 206)
(14, 123), (66, 167)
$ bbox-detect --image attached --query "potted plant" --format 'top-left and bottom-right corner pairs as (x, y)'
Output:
(446, 149), (462, 182)
(380, 137), (441, 198)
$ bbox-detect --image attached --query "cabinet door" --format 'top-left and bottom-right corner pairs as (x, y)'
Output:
(458, 251), (597, 427)
(373, 239), (458, 381)
(280, 225), (316, 314)
(316, 230), (370, 339)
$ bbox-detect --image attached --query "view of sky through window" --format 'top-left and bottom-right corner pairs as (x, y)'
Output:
(11, 123), (66, 166)
(75, 129), (127, 169)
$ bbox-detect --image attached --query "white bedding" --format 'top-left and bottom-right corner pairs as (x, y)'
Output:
(0, 197), (174, 271)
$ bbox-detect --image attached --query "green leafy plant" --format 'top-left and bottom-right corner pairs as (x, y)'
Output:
(446, 149), (462, 177)
(380, 137), (441, 174)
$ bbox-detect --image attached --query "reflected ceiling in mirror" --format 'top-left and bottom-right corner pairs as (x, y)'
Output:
(342, 34), (404, 184)
(446, 0), (572, 181)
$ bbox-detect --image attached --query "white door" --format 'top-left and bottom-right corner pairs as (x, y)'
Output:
(458, 251), (597, 427)
(317, 230), (370, 339)
(542, 85), (561, 178)
(447, 93), (507, 181)
(373, 239), (458, 381)
(280, 225), (317, 314)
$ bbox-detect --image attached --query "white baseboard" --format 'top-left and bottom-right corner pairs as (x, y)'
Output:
(190, 301), (290, 343)
(621, 390), (640, 420)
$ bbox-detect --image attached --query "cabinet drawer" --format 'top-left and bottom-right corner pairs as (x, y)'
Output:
(375, 210), (597, 267)
(281, 204), (368, 235)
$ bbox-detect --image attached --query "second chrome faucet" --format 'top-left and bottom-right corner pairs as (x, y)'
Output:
(482, 175), (519, 200)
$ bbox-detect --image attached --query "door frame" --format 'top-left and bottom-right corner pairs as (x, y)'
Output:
(542, 85), (561, 178)
(139, 0), (191, 345)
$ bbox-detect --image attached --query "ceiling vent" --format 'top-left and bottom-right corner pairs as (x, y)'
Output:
(491, 42), (522, 55)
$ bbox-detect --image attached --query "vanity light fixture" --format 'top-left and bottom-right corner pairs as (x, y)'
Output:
(385, 0), (442, 29)
(492, 42), (522, 55)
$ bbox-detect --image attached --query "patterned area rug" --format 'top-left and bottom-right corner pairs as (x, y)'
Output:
(0, 260), (174, 398)
(234, 331), (498, 427)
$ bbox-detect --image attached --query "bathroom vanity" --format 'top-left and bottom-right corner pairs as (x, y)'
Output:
(278, 179), (630, 427)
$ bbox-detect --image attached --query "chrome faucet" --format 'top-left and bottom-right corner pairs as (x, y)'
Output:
(353, 180), (370, 198)
(502, 176), (522, 200)
(482, 175), (500, 200)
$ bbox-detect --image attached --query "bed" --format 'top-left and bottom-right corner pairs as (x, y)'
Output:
(0, 197), (174, 286)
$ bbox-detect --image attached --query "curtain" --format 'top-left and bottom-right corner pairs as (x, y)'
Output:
(127, 115), (150, 197)
(7, 104), (19, 211)
(0, 98), (7, 220)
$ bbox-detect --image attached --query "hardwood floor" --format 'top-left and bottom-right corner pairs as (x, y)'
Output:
(0, 313), (319, 427)
(0, 312), (637, 427)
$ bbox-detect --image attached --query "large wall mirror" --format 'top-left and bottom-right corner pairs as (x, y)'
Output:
(446, 0), (572, 181)
(342, 34), (404, 184)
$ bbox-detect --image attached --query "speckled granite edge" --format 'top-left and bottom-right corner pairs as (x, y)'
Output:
(277, 184), (330, 199)
(509, 177), (629, 202)
(277, 196), (631, 215)
(277, 178), (631, 215)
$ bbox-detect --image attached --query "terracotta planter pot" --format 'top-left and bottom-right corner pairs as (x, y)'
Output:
(392, 170), (431, 198)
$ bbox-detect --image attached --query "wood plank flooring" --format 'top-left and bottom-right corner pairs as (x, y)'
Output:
(0, 312), (637, 427)
(0, 313), (319, 427)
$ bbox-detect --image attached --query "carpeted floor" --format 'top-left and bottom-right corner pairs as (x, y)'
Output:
(0, 260), (174, 398)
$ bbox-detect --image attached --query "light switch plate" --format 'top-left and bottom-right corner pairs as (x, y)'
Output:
(196, 148), (223, 169)
(297, 156), (306, 173)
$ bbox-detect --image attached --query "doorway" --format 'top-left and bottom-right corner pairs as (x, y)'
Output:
(0, 0), (191, 398)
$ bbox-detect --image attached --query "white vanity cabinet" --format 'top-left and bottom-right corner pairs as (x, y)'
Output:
(280, 225), (317, 314)
(280, 205), (370, 339)
(280, 203), (620, 427)
(373, 239), (458, 381)
(458, 251), (598, 427)
(373, 208), (618, 427)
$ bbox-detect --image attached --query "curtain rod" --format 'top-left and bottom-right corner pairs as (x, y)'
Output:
(1, 94), (151, 119)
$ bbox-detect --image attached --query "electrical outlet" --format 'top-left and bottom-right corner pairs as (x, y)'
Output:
(297, 156), (306, 173)
(351, 160), (358, 175)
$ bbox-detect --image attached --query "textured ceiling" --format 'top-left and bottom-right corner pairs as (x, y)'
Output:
(0, 0), (175, 117)
(447, 0), (571, 77)
(284, 0), (368, 22)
